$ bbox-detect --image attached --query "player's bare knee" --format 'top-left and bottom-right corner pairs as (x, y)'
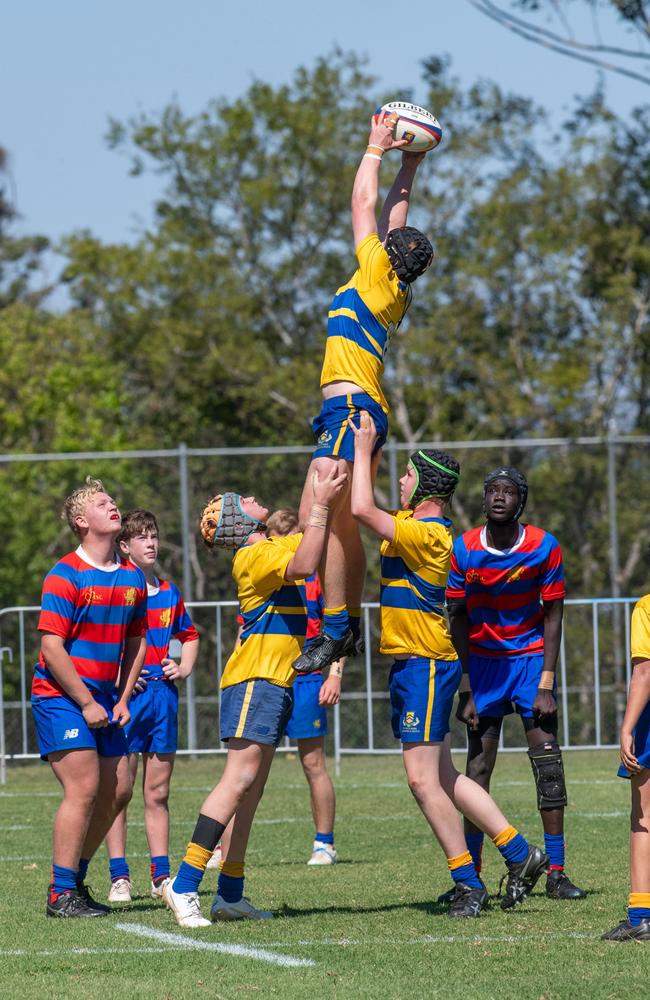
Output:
(467, 751), (494, 787)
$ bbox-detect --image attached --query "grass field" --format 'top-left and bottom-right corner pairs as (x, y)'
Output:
(0, 749), (644, 1000)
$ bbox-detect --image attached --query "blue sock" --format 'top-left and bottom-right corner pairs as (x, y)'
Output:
(173, 860), (205, 895)
(315, 831), (334, 845)
(448, 850), (482, 889)
(628, 893), (650, 926)
(218, 873), (245, 903)
(349, 609), (361, 645)
(544, 833), (565, 870)
(323, 606), (349, 641)
(77, 857), (90, 884)
(52, 864), (77, 896)
(150, 855), (170, 882)
(109, 856), (130, 881)
(465, 832), (484, 872)
(494, 828), (529, 865)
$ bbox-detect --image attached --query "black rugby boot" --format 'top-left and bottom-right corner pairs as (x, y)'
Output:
(601, 918), (650, 941)
(545, 869), (587, 900)
(448, 883), (489, 918)
(47, 888), (108, 918)
(437, 885), (457, 905)
(292, 628), (355, 673)
(499, 845), (549, 910)
(77, 881), (111, 912)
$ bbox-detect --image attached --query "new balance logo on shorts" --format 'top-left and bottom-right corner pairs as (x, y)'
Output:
(63, 728), (80, 740)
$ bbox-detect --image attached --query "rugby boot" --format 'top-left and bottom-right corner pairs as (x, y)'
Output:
(437, 884), (457, 905)
(448, 882), (489, 918)
(307, 841), (337, 866)
(151, 876), (171, 900)
(545, 869), (587, 900)
(108, 877), (132, 903)
(77, 882), (111, 913)
(601, 918), (650, 941)
(210, 894), (273, 921)
(47, 887), (108, 918)
(163, 880), (210, 928)
(499, 845), (550, 910)
(292, 628), (355, 673)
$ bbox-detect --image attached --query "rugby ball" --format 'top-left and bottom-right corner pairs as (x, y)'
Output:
(374, 101), (442, 152)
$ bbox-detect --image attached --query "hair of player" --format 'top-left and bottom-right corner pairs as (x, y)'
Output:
(118, 509), (159, 545)
(266, 508), (299, 537)
(62, 476), (108, 536)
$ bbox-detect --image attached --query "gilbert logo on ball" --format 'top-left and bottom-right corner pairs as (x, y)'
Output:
(374, 101), (442, 152)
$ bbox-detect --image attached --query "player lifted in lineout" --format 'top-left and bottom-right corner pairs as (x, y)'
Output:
(444, 468), (586, 901)
(104, 510), (199, 904)
(31, 478), (147, 917)
(164, 471), (346, 927)
(294, 111), (434, 674)
(350, 414), (549, 915)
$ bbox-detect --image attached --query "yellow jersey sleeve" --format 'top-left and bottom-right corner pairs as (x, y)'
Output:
(631, 595), (650, 661)
(235, 534), (302, 608)
(354, 234), (392, 290)
(390, 514), (452, 573)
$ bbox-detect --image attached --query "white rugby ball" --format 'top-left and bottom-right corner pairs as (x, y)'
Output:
(374, 101), (442, 152)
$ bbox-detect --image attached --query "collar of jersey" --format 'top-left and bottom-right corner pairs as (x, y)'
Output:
(479, 523), (526, 557)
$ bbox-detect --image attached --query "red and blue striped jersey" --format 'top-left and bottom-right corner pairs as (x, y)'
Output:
(32, 549), (147, 697)
(142, 579), (199, 679)
(445, 524), (566, 658)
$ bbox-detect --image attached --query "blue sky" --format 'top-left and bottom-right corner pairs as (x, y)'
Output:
(1, 0), (642, 259)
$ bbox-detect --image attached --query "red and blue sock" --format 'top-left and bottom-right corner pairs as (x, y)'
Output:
(51, 863), (77, 899)
(109, 856), (130, 882)
(544, 833), (565, 871)
(150, 855), (171, 884)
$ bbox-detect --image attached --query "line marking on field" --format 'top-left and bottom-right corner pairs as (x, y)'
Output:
(116, 922), (315, 968)
(0, 947), (169, 957)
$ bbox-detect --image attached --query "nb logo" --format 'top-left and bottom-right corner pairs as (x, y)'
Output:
(63, 728), (79, 740)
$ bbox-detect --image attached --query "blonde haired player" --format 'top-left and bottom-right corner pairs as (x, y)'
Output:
(294, 111), (434, 674)
(164, 470), (346, 928)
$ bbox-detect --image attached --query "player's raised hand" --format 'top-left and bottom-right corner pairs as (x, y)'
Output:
(620, 727), (641, 773)
(82, 698), (110, 729)
(401, 149), (427, 168)
(368, 111), (410, 152)
(112, 699), (131, 729)
(311, 466), (348, 507)
(348, 409), (378, 455)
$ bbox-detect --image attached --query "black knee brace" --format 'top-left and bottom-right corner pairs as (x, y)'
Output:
(527, 741), (567, 810)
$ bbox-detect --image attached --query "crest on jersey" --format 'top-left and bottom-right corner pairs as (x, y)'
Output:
(506, 566), (526, 583)
(82, 588), (101, 604)
(466, 569), (484, 584)
(318, 430), (332, 447)
(159, 608), (172, 627)
(124, 587), (137, 606)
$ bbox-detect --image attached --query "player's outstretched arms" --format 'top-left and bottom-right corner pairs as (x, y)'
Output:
(285, 468), (347, 582)
(351, 112), (409, 247)
(40, 633), (109, 728)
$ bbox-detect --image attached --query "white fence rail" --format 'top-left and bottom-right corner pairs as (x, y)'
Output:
(0, 597), (638, 783)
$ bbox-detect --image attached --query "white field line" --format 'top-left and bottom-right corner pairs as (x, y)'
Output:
(0, 947), (168, 957)
(116, 922), (314, 968)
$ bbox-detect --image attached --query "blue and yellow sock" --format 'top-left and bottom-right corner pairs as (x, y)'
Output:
(628, 892), (650, 926)
(315, 831), (334, 845)
(109, 856), (130, 882)
(492, 826), (529, 865)
(323, 605), (349, 641)
(447, 850), (482, 889)
(173, 814), (225, 895)
(77, 857), (90, 884)
(150, 855), (170, 884)
(544, 833), (565, 871)
(465, 832), (484, 874)
(217, 860), (245, 903)
(349, 608), (361, 646)
(51, 863), (77, 898)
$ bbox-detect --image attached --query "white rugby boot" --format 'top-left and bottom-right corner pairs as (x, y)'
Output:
(307, 841), (337, 866)
(108, 877), (132, 903)
(163, 879), (211, 927)
(210, 894), (273, 921)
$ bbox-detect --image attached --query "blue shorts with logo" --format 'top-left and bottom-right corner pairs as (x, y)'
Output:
(389, 656), (462, 743)
(31, 690), (128, 761)
(312, 392), (387, 462)
(285, 672), (328, 740)
(618, 700), (650, 779)
(220, 678), (294, 746)
(124, 680), (179, 755)
(469, 652), (546, 719)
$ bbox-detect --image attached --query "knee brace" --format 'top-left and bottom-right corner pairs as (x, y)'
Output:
(527, 741), (567, 810)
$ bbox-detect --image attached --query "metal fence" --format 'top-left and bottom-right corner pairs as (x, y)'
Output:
(0, 596), (638, 783)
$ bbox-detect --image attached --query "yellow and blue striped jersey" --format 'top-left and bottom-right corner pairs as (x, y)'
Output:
(631, 594), (650, 661)
(379, 511), (457, 660)
(320, 234), (408, 414)
(221, 534), (305, 690)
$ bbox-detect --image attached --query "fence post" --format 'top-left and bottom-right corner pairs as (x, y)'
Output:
(0, 646), (12, 785)
(178, 443), (197, 752)
(607, 421), (625, 730)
